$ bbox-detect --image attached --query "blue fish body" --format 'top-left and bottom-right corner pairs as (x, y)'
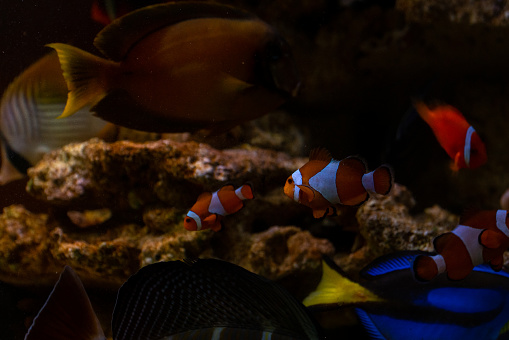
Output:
(356, 252), (509, 340)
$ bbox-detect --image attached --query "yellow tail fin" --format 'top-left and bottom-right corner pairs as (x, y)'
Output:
(303, 259), (382, 307)
(46, 43), (118, 118)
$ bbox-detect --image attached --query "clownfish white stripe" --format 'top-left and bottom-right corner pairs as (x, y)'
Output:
(186, 210), (202, 231)
(464, 126), (475, 167)
(292, 170), (303, 202)
(292, 170), (303, 185)
(208, 191), (227, 216)
(452, 225), (484, 267)
(362, 171), (376, 194)
(309, 160), (341, 204)
(431, 254), (446, 274)
(294, 185), (300, 202)
(496, 210), (509, 238)
(235, 187), (246, 200)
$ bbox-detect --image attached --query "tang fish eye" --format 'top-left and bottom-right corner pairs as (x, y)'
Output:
(287, 178), (293, 184)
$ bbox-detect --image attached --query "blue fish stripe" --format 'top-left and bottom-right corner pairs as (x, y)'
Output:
(363, 253), (416, 277)
(355, 308), (386, 340)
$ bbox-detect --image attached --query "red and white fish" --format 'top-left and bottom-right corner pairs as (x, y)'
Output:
(284, 148), (393, 218)
(184, 184), (254, 232)
(413, 100), (487, 171)
(413, 209), (509, 281)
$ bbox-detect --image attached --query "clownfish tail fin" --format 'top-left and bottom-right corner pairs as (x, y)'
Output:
(413, 254), (443, 282)
(236, 183), (254, 200)
(46, 43), (118, 119)
(362, 165), (393, 196)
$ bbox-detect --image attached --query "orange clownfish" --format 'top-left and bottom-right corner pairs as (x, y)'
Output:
(184, 184), (254, 232)
(413, 209), (509, 281)
(413, 101), (487, 171)
(284, 148), (393, 218)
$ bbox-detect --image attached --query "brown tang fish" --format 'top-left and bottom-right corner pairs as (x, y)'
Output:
(0, 52), (109, 184)
(112, 258), (322, 339)
(48, 2), (300, 135)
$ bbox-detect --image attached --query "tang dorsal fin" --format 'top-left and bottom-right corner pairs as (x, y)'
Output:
(94, 1), (258, 61)
(360, 251), (430, 279)
(309, 148), (332, 162)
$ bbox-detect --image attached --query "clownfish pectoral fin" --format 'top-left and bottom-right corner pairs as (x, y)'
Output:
(450, 152), (461, 172)
(479, 229), (506, 249)
(490, 255), (504, 271)
(210, 221), (223, 232)
(203, 214), (218, 225)
(297, 185), (315, 202)
(312, 208), (328, 219)
(309, 148), (332, 162)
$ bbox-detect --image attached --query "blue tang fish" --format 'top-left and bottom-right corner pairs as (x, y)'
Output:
(303, 251), (509, 340)
(25, 259), (322, 339)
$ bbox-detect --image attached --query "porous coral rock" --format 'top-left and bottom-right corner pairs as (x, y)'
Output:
(27, 138), (304, 210)
(338, 183), (458, 273)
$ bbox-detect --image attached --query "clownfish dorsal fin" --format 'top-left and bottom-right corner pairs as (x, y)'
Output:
(309, 148), (332, 162)
(94, 2), (258, 61)
(219, 184), (235, 192)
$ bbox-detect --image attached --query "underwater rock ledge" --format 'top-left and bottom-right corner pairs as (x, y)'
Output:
(27, 138), (305, 209)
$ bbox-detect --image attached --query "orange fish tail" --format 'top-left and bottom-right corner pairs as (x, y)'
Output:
(362, 165), (393, 196)
(46, 43), (119, 119)
(413, 255), (439, 281)
(238, 184), (254, 200)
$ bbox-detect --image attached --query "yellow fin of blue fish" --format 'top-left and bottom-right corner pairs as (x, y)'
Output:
(303, 258), (383, 308)
(94, 1), (259, 61)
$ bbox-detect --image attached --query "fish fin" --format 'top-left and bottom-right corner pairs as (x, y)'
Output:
(450, 153), (461, 172)
(312, 208), (328, 219)
(96, 123), (120, 142)
(46, 43), (117, 118)
(297, 184), (315, 202)
(209, 220), (223, 232)
(238, 183), (254, 200)
(95, 2), (258, 61)
(360, 251), (430, 278)
(480, 229), (505, 249)
(0, 144), (26, 185)
(363, 165), (393, 196)
(489, 255), (504, 271)
(112, 259), (320, 339)
(303, 258), (381, 308)
(25, 266), (105, 340)
(203, 214), (218, 224)
(355, 308), (387, 340)
(412, 254), (439, 282)
(309, 147), (332, 162)
(219, 184), (235, 192)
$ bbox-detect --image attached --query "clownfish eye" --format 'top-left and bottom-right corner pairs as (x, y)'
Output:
(185, 218), (192, 223)
(287, 178), (293, 184)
